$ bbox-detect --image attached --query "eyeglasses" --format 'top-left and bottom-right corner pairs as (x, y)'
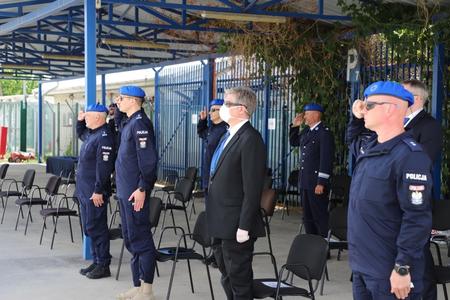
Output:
(224, 101), (247, 108)
(365, 101), (398, 111)
(210, 108), (220, 113)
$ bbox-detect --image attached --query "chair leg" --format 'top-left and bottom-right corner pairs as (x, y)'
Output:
(203, 248), (215, 300)
(155, 261), (160, 277)
(116, 240), (125, 281)
(14, 205), (23, 231)
(50, 216), (59, 249)
(68, 216), (74, 243)
(1, 197), (9, 224)
(444, 283), (448, 300)
(166, 257), (178, 300)
(183, 208), (191, 234)
(186, 259), (194, 293)
(170, 209), (177, 234)
(320, 264), (327, 296)
(39, 217), (47, 245)
(24, 205), (34, 235)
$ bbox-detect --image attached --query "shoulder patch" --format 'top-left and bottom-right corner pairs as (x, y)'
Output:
(402, 138), (423, 152)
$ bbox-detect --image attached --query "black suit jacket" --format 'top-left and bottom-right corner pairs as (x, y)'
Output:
(206, 122), (266, 240)
(405, 110), (442, 163)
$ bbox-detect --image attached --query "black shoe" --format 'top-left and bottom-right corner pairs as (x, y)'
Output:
(79, 263), (97, 276)
(204, 254), (216, 265)
(86, 265), (111, 279)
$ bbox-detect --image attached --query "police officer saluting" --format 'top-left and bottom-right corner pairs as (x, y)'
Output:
(348, 81), (432, 300)
(115, 86), (158, 300)
(289, 103), (334, 237)
(76, 103), (115, 279)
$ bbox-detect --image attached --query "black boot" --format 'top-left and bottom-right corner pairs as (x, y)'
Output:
(86, 265), (111, 279)
(79, 263), (97, 276)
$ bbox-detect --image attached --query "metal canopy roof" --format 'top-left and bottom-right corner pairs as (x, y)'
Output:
(0, 0), (357, 80)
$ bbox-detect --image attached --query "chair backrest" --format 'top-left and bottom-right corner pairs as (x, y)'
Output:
(329, 206), (348, 241)
(329, 174), (351, 205)
(260, 188), (277, 217)
(148, 197), (162, 229)
(286, 234), (328, 281)
(287, 170), (299, 188)
(432, 199), (450, 230)
(45, 176), (61, 195)
(174, 178), (194, 203)
(192, 211), (212, 247)
(0, 163), (9, 180)
(22, 169), (36, 190)
(184, 167), (197, 182)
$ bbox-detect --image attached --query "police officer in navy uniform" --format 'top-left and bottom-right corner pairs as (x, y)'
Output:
(76, 103), (115, 279)
(197, 98), (228, 192)
(289, 103), (334, 236)
(348, 81), (432, 300)
(115, 86), (158, 300)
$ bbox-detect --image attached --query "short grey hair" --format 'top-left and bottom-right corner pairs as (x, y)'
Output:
(224, 86), (257, 116)
(402, 79), (429, 102)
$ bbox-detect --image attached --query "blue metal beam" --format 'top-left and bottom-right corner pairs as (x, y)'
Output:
(0, 0), (81, 36)
(38, 82), (43, 163)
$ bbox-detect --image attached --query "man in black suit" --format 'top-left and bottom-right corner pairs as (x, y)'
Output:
(289, 103), (335, 237)
(206, 86), (266, 300)
(403, 79), (443, 300)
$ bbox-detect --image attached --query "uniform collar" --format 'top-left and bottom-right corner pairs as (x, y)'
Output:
(128, 108), (144, 120)
(309, 121), (322, 131)
(89, 123), (108, 134)
(364, 131), (413, 156)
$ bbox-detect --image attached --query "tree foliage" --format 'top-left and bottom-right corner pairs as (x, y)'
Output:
(0, 79), (38, 96)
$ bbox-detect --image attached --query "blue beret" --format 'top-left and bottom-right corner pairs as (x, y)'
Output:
(119, 85), (146, 98)
(86, 103), (108, 113)
(304, 103), (324, 112)
(364, 81), (414, 106)
(210, 98), (224, 106)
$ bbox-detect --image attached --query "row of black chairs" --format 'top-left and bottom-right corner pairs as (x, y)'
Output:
(0, 164), (81, 249)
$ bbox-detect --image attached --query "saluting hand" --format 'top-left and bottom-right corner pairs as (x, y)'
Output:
(129, 189), (145, 212)
(91, 193), (104, 207)
(199, 107), (208, 120)
(292, 113), (304, 127)
(390, 270), (411, 299)
(352, 99), (365, 119)
(78, 111), (86, 121)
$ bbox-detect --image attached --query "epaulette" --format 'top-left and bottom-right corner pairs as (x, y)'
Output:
(402, 137), (423, 152)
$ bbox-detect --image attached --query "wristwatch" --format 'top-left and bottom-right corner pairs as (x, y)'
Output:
(138, 187), (145, 192)
(394, 264), (410, 276)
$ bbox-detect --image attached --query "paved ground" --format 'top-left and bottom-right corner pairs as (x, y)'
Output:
(0, 163), (444, 299)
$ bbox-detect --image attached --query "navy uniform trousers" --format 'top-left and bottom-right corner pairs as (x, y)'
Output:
(118, 195), (156, 286)
(79, 195), (111, 266)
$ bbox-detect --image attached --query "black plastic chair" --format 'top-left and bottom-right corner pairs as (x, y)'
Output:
(157, 177), (194, 235)
(39, 177), (80, 249)
(253, 234), (328, 300)
(430, 199), (450, 299)
(319, 205), (348, 295)
(156, 211), (214, 300)
(0, 163), (10, 208)
(328, 174), (351, 210)
(279, 170), (300, 219)
(259, 189), (277, 259)
(14, 175), (62, 235)
(0, 169), (36, 224)
(114, 197), (163, 280)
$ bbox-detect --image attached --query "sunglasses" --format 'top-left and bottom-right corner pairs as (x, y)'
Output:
(210, 108), (220, 112)
(365, 101), (397, 111)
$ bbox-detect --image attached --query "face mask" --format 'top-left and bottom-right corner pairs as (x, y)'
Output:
(219, 105), (231, 123)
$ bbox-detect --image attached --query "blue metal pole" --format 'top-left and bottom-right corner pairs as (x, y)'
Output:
(431, 42), (444, 200)
(83, 0), (97, 260)
(38, 82), (42, 163)
(101, 74), (106, 105)
(153, 67), (162, 155)
(263, 70), (270, 145)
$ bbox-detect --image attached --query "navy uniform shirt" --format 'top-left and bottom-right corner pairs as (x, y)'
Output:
(76, 121), (115, 200)
(348, 131), (432, 288)
(115, 109), (157, 200)
(289, 122), (334, 189)
(197, 119), (228, 189)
